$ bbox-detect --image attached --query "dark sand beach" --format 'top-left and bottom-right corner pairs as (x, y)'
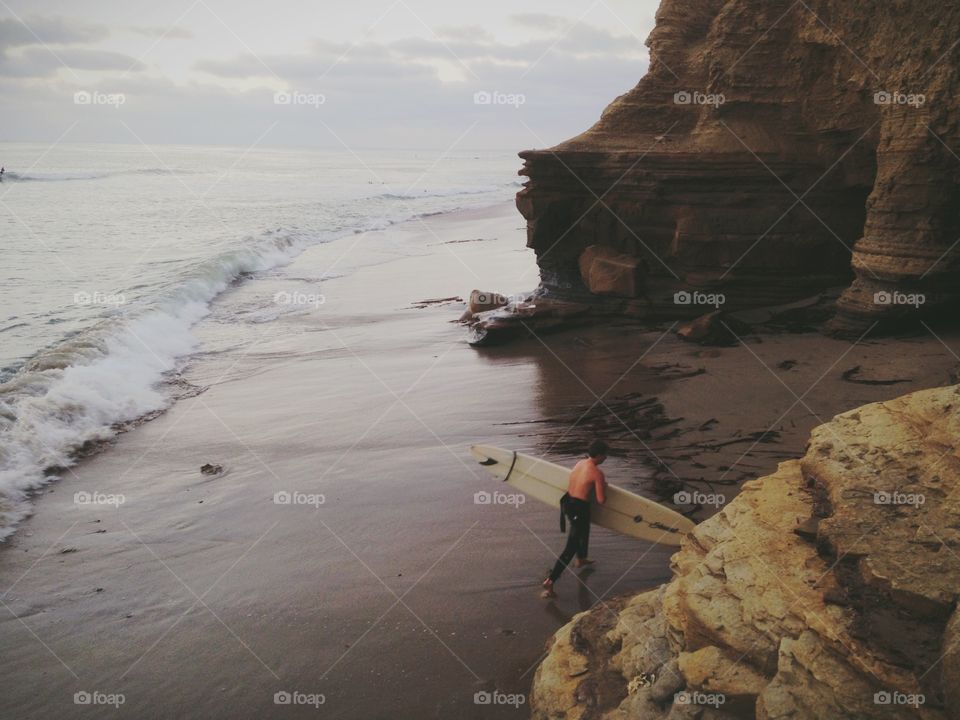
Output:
(2, 201), (959, 719)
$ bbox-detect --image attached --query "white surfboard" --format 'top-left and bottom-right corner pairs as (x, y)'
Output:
(470, 444), (694, 546)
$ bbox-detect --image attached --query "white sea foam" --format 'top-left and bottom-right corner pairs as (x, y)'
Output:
(0, 233), (308, 539)
(373, 184), (508, 200)
(0, 146), (520, 540)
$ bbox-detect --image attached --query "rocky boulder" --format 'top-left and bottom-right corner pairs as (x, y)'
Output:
(530, 384), (960, 719)
(579, 245), (647, 298)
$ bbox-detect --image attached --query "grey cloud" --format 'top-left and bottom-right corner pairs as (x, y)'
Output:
(387, 36), (504, 61)
(555, 24), (645, 56)
(309, 38), (394, 63)
(194, 52), (343, 81)
(55, 48), (145, 72)
(316, 58), (437, 82)
(193, 54), (279, 79)
(0, 10), (653, 150)
(128, 25), (195, 40)
(510, 14), (569, 32)
(0, 14), (117, 78)
(194, 21), (644, 83)
(0, 50), (648, 151)
(194, 44), (437, 83)
(435, 25), (495, 43)
(382, 23), (642, 63)
(0, 47), (146, 77)
(0, 15), (108, 49)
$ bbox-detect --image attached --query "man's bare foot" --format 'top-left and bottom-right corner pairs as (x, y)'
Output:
(575, 558), (595, 568)
(541, 579), (556, 598)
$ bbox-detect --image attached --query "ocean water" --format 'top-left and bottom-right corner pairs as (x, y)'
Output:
(0, 143), (520, 540)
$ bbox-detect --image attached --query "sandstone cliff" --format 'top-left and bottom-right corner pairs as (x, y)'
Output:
(517, 0), (960, 336)
(530, 384), (960, 719)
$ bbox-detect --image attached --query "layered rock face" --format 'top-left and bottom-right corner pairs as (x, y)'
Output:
(517, 0), (960, 335)
(530, 384), (960, 719)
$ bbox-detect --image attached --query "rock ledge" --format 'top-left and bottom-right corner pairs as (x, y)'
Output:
(531, 384), (960, 719)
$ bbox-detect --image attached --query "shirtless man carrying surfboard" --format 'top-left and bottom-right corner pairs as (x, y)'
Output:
(541, 439), (608, 598)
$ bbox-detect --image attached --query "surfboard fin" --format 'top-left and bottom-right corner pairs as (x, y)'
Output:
(478, 458), (498, 466)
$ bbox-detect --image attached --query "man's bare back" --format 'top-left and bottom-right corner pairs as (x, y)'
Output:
(568, 457), (607, 504)
(542, 441), (610, 598)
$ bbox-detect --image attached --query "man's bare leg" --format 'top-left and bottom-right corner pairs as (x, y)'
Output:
(541, 578), (556, 598)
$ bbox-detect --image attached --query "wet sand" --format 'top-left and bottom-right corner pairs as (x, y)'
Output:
(0, 203), (676, 720)
(2, 201), (959, 719)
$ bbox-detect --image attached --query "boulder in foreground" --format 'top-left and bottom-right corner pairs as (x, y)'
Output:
(531, 384), (960, 719)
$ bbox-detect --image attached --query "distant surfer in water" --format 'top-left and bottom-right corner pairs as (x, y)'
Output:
(541, 439), (608, 598)
(0, 167), (5, 182)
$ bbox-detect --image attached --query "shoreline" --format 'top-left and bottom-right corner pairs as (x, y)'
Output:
(1, 201), (676, 720)
(0, 196), (518, 544)
(2, 199), (959, 719)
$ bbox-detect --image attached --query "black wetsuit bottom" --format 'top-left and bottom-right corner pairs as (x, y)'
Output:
(548, 495), (591, 582)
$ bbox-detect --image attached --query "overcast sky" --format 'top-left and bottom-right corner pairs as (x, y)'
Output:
(0, 0), (660, 150)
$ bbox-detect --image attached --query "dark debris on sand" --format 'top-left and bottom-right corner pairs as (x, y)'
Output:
(509, 385), (794, 520)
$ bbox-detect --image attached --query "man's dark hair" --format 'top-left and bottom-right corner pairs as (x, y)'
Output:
(588, 439), (609, 458)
